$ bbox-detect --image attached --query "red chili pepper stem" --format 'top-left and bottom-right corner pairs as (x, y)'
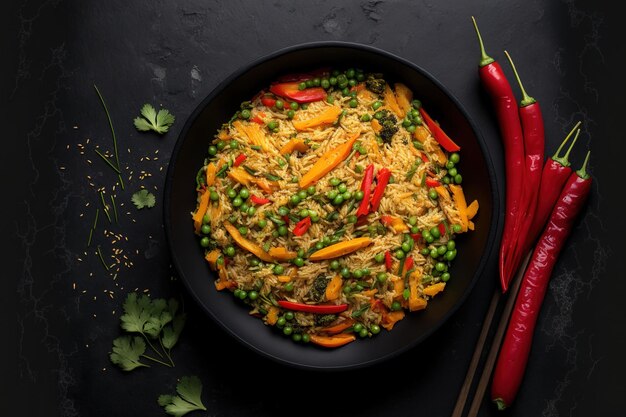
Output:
(503, 51), (536, 107)
(471, 16), (495, 67)
(553, 125), (581, 167)
(576, 150), (591, 179)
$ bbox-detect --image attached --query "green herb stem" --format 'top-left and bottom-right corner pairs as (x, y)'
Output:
(94, 149), (121, 174)
(97, 245), (109, 271)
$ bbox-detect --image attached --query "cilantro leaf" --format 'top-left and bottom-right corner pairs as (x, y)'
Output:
(134, 103), (175, 134)
(120, 292), (153, 334)
(109, 336), (148, 371)
(158, 376), (207, 417)
(144, 298), (173, 339)
(162, 312), (186, 350)
(131, 189), (156, 209)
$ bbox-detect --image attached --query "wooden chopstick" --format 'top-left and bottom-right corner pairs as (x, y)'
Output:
(450, 252), (532, 417)
(465, 252), (532, 417)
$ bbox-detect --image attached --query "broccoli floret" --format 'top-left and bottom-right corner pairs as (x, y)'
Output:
(315, 314), (337, 327)
(308, 274), (331, 302)
(377, 110), (399, 144)
(365, 73), (386, 95)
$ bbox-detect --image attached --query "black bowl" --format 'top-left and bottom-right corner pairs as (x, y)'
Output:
(164, 41), (499, 370)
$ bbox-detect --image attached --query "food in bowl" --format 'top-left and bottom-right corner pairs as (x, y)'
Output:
(191, 68), (479, 348)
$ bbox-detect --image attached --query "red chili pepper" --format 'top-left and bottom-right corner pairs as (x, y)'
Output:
(418, 107), (461, 152)
(250, 195), (271, 205)
(292, 216), (311, 236)
(403, 256), (414, 275)
(269, 82), (326, 103)
(425, 178), (441, 188)
(278, 300), (348, 314)
(384, 250), (392, 272)
(356, 164), (375, 217)
(369, 168), (391, 212)
(438, 222), (447, 237)
(491, 152), (592, 410)
(260, 96), (276, 108)
(499, 51), (545, 290)
(472, 18), (526, 293)
(505, 123), (581, 285)
(420, 153), (429, 163)
(233, 153), (247, 167)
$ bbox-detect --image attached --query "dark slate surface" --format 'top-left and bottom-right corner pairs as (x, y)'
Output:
(4, 0), (624, 416)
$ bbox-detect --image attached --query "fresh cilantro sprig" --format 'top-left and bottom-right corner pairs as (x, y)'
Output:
(132, 189), (156, 209)
(134, 103), (175, 134)
(109, 292), (186, 371)
(158, 376), (207, 417)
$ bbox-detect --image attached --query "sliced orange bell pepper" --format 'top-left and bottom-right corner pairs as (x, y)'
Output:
(383, 84), (403, 118)
(310, 333), (356, 348)
(449, 184), (469, 232)
(223, 221), (274, 262)
(423, 282), (446, 297)
(320, 319), (355, 335)
(299, 132), (360, 188)
(394, 83), (413, 117)
(279, 138), (309, 155)
(268, 247), (297, 261)
(192, 190), (210, 233)
(309, 237), (373, 261)
(325, 275), (343, 301)
(292, 106), (342, 131)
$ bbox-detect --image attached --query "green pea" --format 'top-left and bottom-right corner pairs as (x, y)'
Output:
(227, 188), (237, 199)
(445, 249), (457, 261)
(274, 99), (284, 110)
(202, 213), (211, 224)
(278, 225), (288, 236)
(358, 328), (368, 338)
(298, 82), (307, 90)
(284, 311), (294, 321)
(240, 202), (249, 213)
(431, 227), (441, 239)
(376, 272), (388, 283)
(342, 87), (350, 96)
(276, 317), (286, 328)
(340, 267), (351, 278)
(286, 101), (297, 111)
(301, 333), (311, 343)
(437, 245), (447, 255)
(424, 233), (434, 243)
(273, 264), (285, 274)
(315, 241), (324, 250)
(216, 256), (224, 265)
(372, 101), (383, 110)
(370, 324), (381, 335)
(327, 96), (335, 104)
(284, 282), (294, 291)
(408, 216), (418, 226)
(354, 190), (364, 201)
(201, 224), (211, 235)
(230, 140), (239, 149)
(298, 209), (309, 218)
(329, 260), (340, 270)
(241, 108), (252, 119)
(391, 301), (402, 311)
(238, 290), (247, 300)
(337, 183), (347, 193)
(428, 189), (438, 200)
(327, 190), (338, 200)
(375, 253), (385, 263)
(351, 323), (364, 334)
(360, 114), (371, 122)
(297, 248), (305, 258)
(435, 262), (446, 272)
(329, 177), (341, 186)
(448, 167), (458, 177)
(232, 197), (242, 207)
(374, 111), (383, 120)
(225, 246), (236, 257)
(401, 242), (411, 253)
(305, 79), (314, 88)
(307, 185), (316, 195)
(407, 125), (416, 133)
(278, 206), (289, 216)
(267, 121), (278, 130)
(291, 333), (302, 342)
(287, 195), (299, 206)
(321, 78), (330, 89)
(345, 68), (355, 79)
(291, 257), (303, 267)
(446, 161), (455, 170)
(443, 176), (451, 184)
(217, 140), (226, 150)
(452, 224), (462, 233)
(329, 76), (338, 85)
(441, 272), (451, 282)
(238, 226), (248, 236)
(355, 284), (364, 291)
(346, 214), (358, 224)
(430, 248), (439, 258)
(333, 195), (344, 205)
(421, 247), (431, 256)
(395, 249), (405, 259)
(249, 258), (260, 267)
(402, 118), (412, 128)
(349, 98), (358, 108)
(450, 153), (460, 164)
(343, 286), (352, 294)
(208, 145), (217, 156)
(209, 190), (219, 201)
(248, 206), (256, 216)
(342, 191), (352, 200)
(257, 219), (267, 228)
(411, 226), (420, 234)
(313, 77), (321, 87)
(353, 269), (363, 279)
(287, 110), (295, 119)
(233, 289), (241, 298)
(200, 237), (210, 247)
(454, 174), (463, 184)
(309, 211), (320, 223)
(272, 230), (279, 238)
(447, 240), (456, 250)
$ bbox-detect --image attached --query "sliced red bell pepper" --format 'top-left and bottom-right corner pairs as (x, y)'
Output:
(385, 250), (393, 271)
(292, 216), (311, 236)
(233, 153), (247, 167)
(380, 215), (394, 227)
(425, 178), (441, 188)
(278, 300), (348, 314)
(369, 168), (391, 212)
(403, 256), (414, 276)
(419, 107), (461, 152)
(356, 164), (375, 217)
(438, 222), (447, 236)
(420, 153), (429, 163)
(250, 195), (271, 205)
(269, 82), (326, 103)
(251, 111), (266, 124)
(261, 96), (276, 108)
(410, 233), (422, 242)
(282, 215), (290, 226)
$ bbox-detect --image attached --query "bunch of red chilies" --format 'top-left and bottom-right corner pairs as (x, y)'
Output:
(472, 18), (592, 410)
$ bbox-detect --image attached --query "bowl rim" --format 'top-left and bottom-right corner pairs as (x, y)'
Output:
(164, 40), (501, 370)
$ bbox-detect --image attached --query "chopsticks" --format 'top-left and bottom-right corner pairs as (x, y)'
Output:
(451, 252), (532, 417)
